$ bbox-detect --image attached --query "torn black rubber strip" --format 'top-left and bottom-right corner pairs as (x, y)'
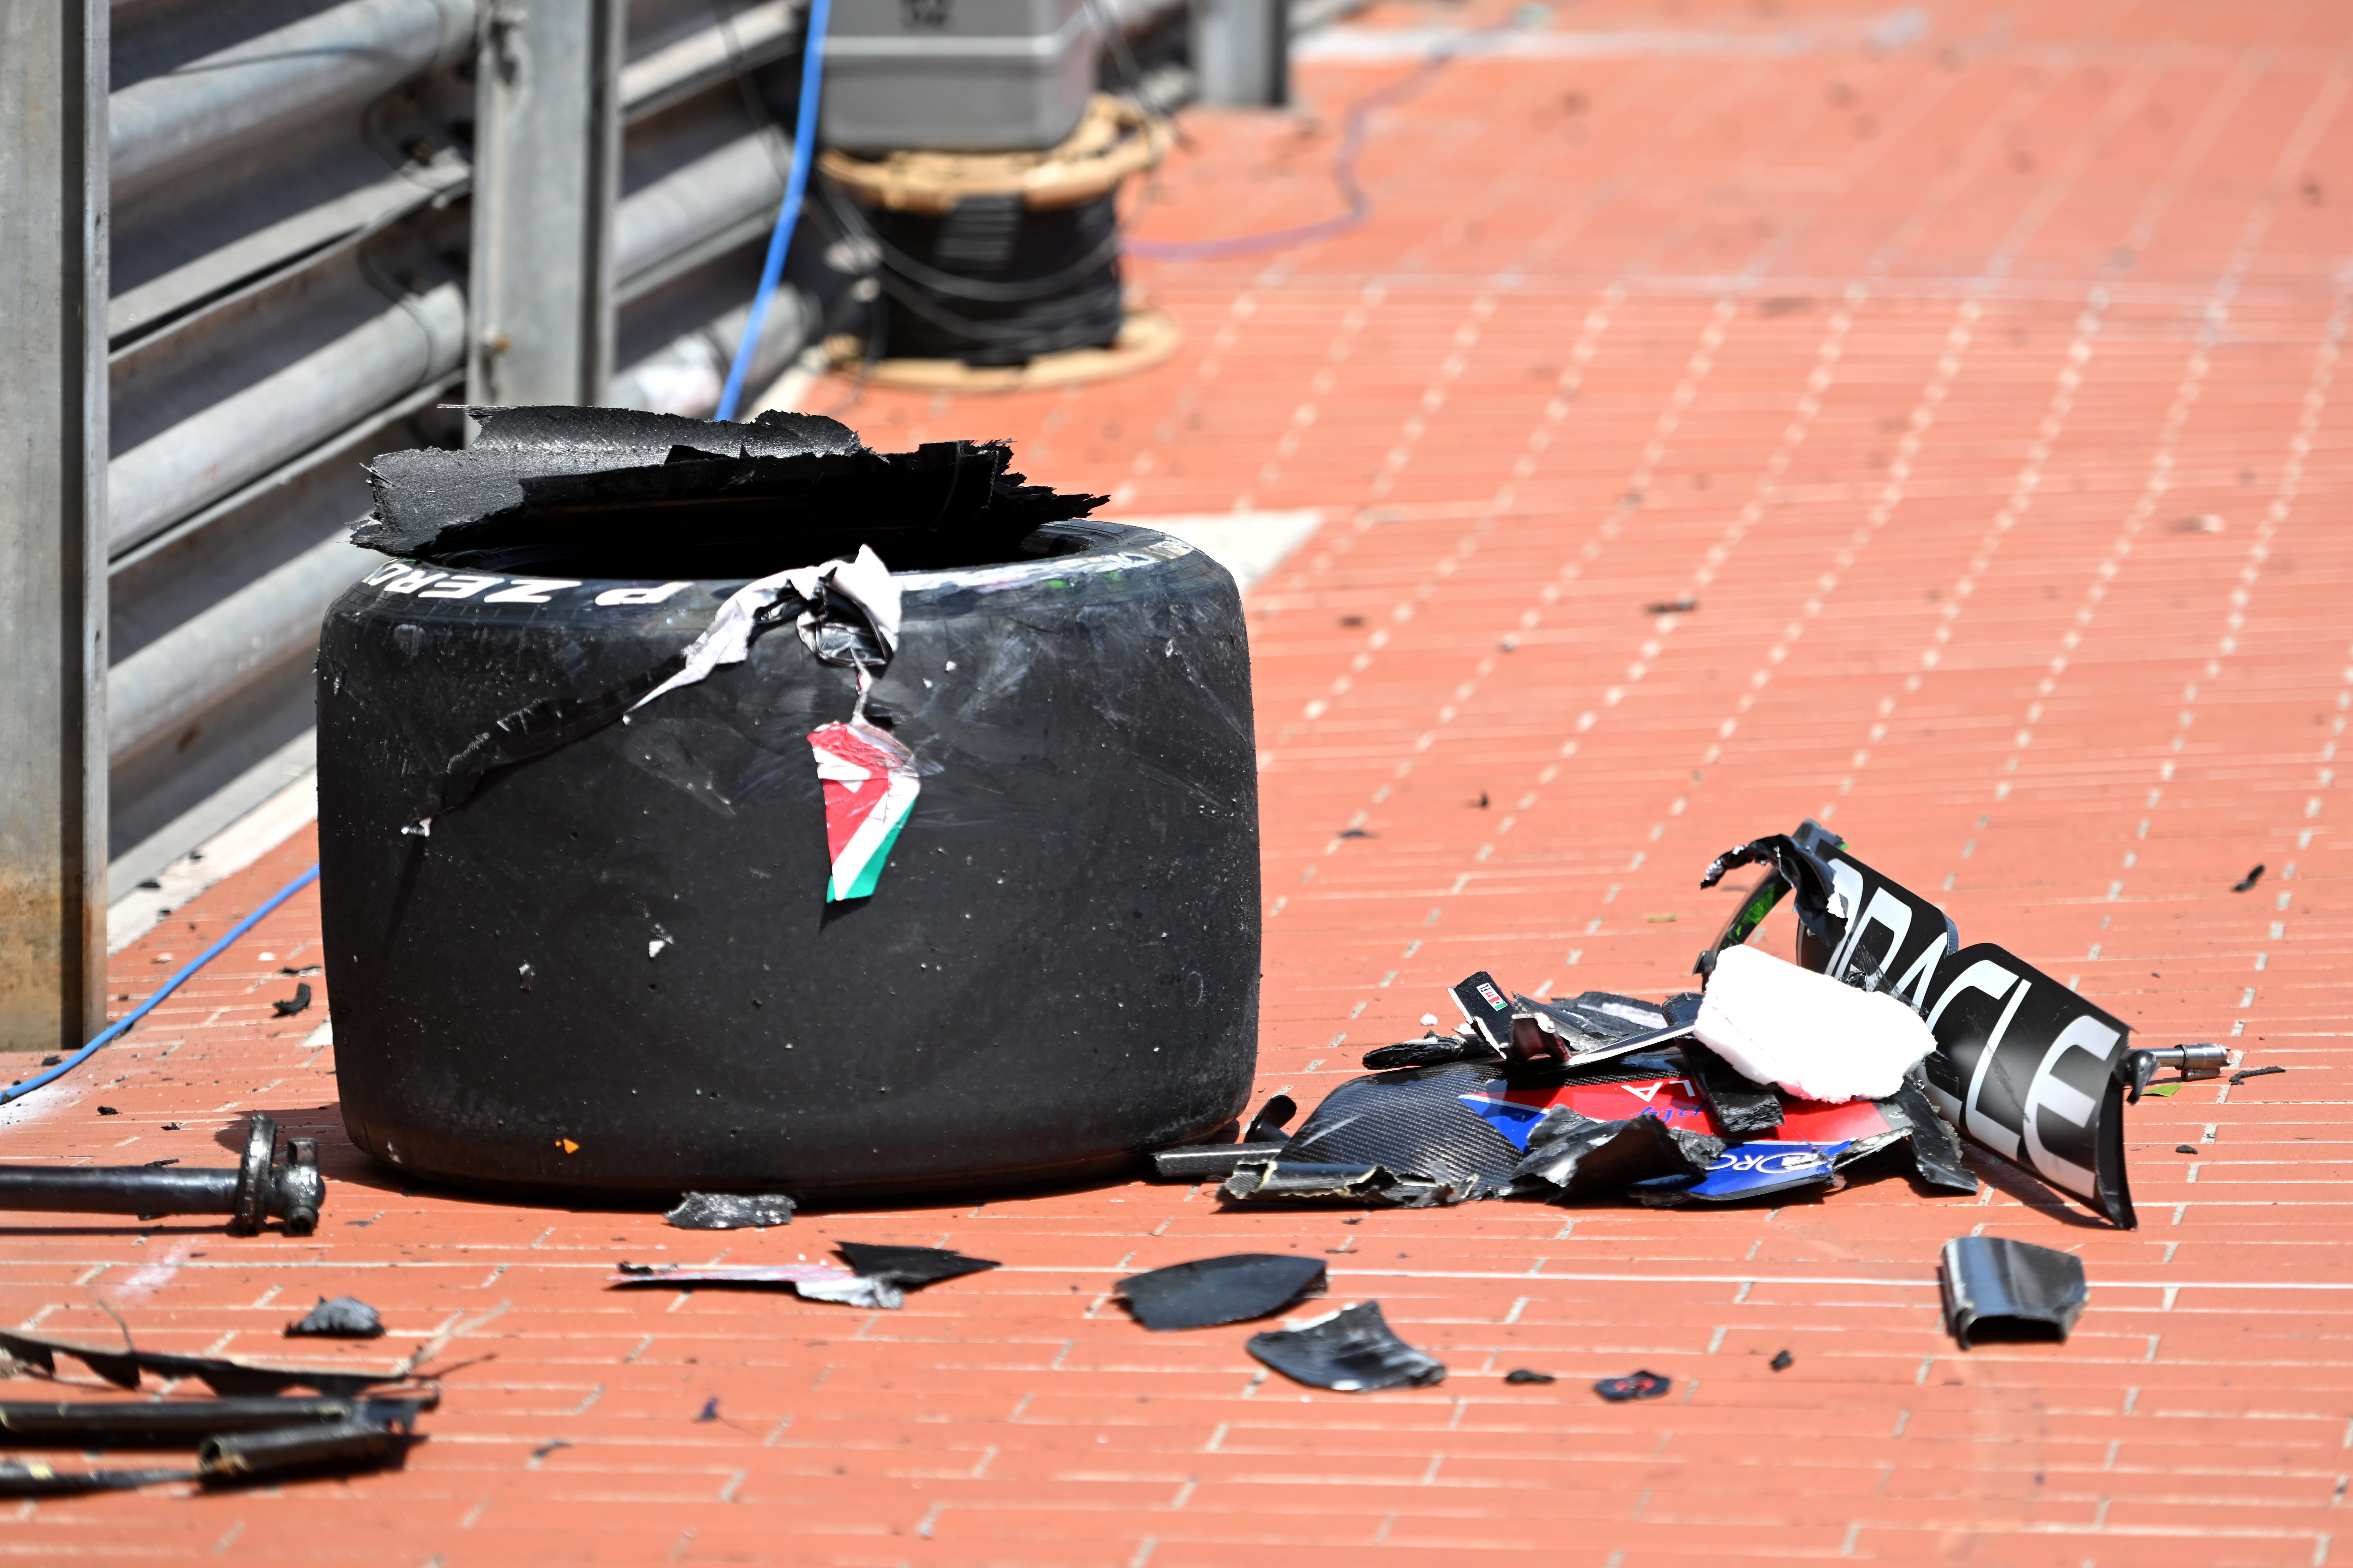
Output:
(1245, 1302), (1445, 1392)
(285, 1296), (383, 1338)
(1504, 1368), (1555, 1384)
(1117, 1255), (1327, 1331)
(664, 1193), (796, 1230)
(1940, 1235), (2087, 1348)
(1242, 1094), (1297, 1144)
(0, 1329), (407, 1399)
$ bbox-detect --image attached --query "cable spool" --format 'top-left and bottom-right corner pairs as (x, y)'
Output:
(820, 96), (1175, 375)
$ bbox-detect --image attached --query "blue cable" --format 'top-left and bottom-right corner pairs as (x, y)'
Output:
(714, 0), (832, 422)
(1, 862), (322, 1107)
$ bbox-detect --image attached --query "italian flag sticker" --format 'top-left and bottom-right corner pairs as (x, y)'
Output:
(808, 719), (920, 901)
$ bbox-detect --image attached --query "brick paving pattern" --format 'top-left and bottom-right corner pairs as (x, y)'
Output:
(8, 0), (2353, 1560)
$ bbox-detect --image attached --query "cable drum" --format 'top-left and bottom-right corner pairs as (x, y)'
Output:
(820, 95), (1170, 369)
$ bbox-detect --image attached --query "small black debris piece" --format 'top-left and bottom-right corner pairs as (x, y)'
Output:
(1503, 1368), (1556, 1385)
(1940, 1236), (2087, 1348)
(286, 1296), (384, 1339)
(160, 1122), (181, 1131)
(1152, 1141), (1288, 1181)
(2176, 1145), (2199, 1155)
(695, 1398), (720, 1422)
(1770, 1350), (1793, 1371)
(145, 1158), (179, 1168)
(39, 1056), (59, 1068)
(135, 878), (163, 891)
(1242, 1095), (1298, 1145)
(2231, 1064), (2285, 1086)
(1117, 1255), (1326, 1331)
(277, 965), (321, 977)
(1594, 1370), (1672, 1402)
(271, 983), (312, 1018)
(1337, 829), (1373, 840)
(97, 1106), (119, 1116)
(2233, 864), (2265, 892)
(615, 1261), (658, 1275)
(1646, 595), (1698, 615)
(833, 1242), (998, 1290)
(664, 1192), (795, 1230)
(1245, 1302), (1445, 1392)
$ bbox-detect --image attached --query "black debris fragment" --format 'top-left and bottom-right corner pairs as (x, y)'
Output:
(271, 983), (312, 1018)
(1225, 1160), (1460, 1206)
(2231, 1064), (2285, 1086)
(1243, 1095), (1298, 1145)
(2233, 864), (2265, 892)
(1337, 828), (1373, 839)
(1245, 1302), (1445, 1392)
(1594, 1370), (1672, 1402)
(145, 1158), (178, 1168)
(1646, 595), (1698, 614)
(663, 1192), (795, 1230)
(1678, 1040), (1784, 1137)
(1117, 1255), (1327, 1330)
(833, 1243), (998, 1290)
(1503, 1368), (1556, 1385)
(1511, 1109), (1719, 1202)
(1449, 972), (1517, 1059)
(285, 1296), (384, 1339)
(609, 1244), (1000, 1311)
(1770, 1350), (1793, 1371)
(614, 1261), (658, 1276)
(695, 1398), (720, 1422)
(97, 1106), (118, 1116)
(39, 1056), (59, 1068)
(2176, 1145), (2199, 1155)
(1940, 1236), (2088, 1348)
(277, 966), (321, 977)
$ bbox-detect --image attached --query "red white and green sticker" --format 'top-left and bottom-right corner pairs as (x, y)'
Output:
(808, 719), (920, 902)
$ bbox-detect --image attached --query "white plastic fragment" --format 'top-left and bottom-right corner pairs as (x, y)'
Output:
(1693, 943), (1935, 1104)
(631, 545), (899, 713)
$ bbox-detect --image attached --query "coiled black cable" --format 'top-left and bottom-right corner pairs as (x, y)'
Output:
(820, 178), (1127, 366)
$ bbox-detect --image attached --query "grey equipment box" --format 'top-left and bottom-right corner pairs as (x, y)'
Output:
(821, 0), (1098, 155)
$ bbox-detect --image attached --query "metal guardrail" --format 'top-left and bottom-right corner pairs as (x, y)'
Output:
(104, 0), (837, 896)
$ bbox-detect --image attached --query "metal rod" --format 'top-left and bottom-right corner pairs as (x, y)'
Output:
(0, 1116), (324, 1235)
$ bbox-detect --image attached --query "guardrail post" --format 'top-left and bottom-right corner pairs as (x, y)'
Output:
(0, 2), (110, 1053)
(1191, 0), (1289, 108)
(466, 0), (625, 408)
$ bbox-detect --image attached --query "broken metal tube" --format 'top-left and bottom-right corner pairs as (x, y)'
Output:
(0, 1116), (322, 1235)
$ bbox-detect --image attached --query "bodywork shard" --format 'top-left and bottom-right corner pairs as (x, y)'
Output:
(1117, 1255), (1327, 1330)
(1246, 1302), (1445, 1392)
(1940, 1235), (2088, 1347)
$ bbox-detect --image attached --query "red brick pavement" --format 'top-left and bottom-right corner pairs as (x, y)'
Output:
(9, 0), (2353, 1560)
